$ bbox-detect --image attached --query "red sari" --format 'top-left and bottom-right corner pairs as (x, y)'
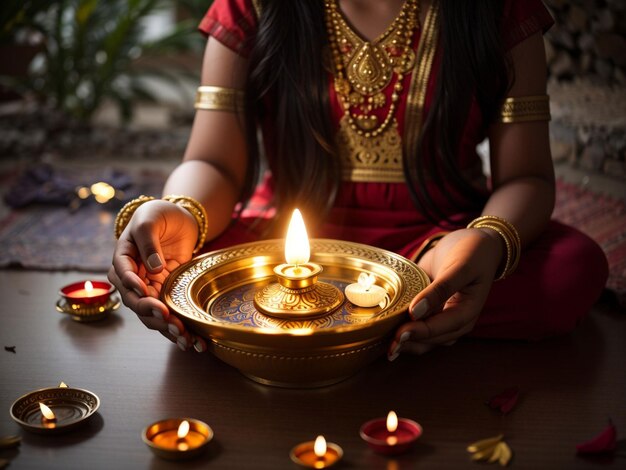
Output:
(198, 0), (608, 341)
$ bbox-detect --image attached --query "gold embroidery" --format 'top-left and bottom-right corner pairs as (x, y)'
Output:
(328, 0), (440, 183)
(499, 95), (551, 123)
(325, 0), (419, 138)
(337, 116), (404, 183)
(194, 86), (244, 112)
(403, 0), (439, 161)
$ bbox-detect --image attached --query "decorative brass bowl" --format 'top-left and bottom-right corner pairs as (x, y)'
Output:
(162, 239), (429, 388)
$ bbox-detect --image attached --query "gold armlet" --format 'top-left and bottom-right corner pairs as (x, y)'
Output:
(114, 196), (155, 239)
(163, 195), (209, 254)
(499, 95), (550, 123)
(467, 215), (521, 281)
(194, 86), (244, 113)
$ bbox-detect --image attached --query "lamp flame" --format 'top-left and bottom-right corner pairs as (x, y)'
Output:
(285, 209), (310, 266)
(84, 281), (94, 294)
(314, 435), (327, 458)
(177, 420), (190, 439)
(386, 411), (398, 433)
(39, 403), (56, 420)
(358, 273), (376, 291)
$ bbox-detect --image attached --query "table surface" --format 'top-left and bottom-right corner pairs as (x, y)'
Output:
(0, 269), (624, 469)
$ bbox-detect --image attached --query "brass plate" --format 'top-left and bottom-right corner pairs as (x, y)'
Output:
(162, 239), (429, 386)
(10, 387), (100, 434)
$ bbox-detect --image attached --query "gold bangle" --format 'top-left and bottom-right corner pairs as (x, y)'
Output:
(194, 86), (244, 112)
(163, 195), (208, 254)
(499, 95), (551, 123)
(467, 215), (521, 280)
(114, 195), (155, 239)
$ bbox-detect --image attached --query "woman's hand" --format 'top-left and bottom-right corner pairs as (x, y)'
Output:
(388, 228), (504, 360)
(108, 199), (208, 352)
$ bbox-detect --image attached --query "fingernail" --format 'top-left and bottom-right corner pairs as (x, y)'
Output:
(388, 342), (403, 362)
(193, 339), (206, 353)
(134, 288), (143, 297)
(176, 337), (187, 351)
(399, 331), (411, 343)
(152, 309), (163, 321)
(147, 253), (163, 271)
(168, 323), (180, 336)
(410, 299), (429, 320)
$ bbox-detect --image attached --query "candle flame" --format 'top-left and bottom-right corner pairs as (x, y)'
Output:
(386, 411), (398, 433)
(314, 435), (327, 458)
(84, 281), (94, 293)
(177, 420), (190, 439)
(39, 402), (56, 420)
(285, 209), (310, 266)
(357, 273), (376, 291)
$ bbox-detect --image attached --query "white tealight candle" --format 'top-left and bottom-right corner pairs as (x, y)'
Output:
(345, 273), (387, 308)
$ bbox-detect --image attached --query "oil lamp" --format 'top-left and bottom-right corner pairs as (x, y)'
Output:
(142, 418), (213, 460)
(254, 209), (343, 319)
(360, 411), (423, 455)
(57, 280), (119, 322)
(10, 384), (100, 434)
(290, 435), (343, 468)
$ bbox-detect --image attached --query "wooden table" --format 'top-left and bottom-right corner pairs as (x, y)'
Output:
(0, 269), (624, 469)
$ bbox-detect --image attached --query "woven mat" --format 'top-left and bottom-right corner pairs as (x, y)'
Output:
(0, 166), (166, 272)
(0, 174), (624, 304)
(552, 179), (626, 307)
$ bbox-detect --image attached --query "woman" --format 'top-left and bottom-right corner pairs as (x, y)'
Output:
(109, 0), (608, 358)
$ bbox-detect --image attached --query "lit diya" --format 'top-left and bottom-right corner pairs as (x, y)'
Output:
(360, 411), (422, 455)
(57, 280), (119, 321)
(290, 435), (343, 468)
(142, 418), (213, 460)
(10, 383), (100, 434)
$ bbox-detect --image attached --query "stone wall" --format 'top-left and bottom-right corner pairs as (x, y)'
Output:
(543, 0), (625, 179)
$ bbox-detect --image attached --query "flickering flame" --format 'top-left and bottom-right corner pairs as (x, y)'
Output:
(285, 209), (310, 266)
(358, 273), (376, 291)
(314, 435), (327, 458)
(84, 281), (94, 294)
(177, 420), (190, 439)
(386, 411), (398, 433)
(39, 403), (56, 420)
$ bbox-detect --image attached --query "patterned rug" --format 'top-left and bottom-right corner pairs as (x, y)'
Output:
(0, 172), (624, 305)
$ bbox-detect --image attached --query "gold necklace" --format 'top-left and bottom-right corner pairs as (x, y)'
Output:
(325, 0), (419, 138)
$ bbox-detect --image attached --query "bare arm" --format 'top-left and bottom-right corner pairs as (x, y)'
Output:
(485, 31), (555, 246)
(163, 37), (249, 242)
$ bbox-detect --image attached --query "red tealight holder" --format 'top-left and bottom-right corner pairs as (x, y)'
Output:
(59, 280), (115, 305)
(360, 412), (422, 455)
(57, 280), (119, 322)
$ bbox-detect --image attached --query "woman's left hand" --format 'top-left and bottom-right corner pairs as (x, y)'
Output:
(388, 228), (503, 360)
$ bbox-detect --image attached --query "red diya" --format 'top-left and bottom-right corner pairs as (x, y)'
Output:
(57, 280), (119, 322)
(60, 280), (115, 305)
(360, 411), (422, 455)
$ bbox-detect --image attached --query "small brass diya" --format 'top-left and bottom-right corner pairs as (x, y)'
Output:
(10, 386), (100, 434)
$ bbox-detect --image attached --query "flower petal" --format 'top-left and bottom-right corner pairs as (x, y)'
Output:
(576, 421), (617, 454)
(487, 387), (520, 414)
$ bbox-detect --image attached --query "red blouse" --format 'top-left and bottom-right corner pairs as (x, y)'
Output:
(198, 0), (554, 254)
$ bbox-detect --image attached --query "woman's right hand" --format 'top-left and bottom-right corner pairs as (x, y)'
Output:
(108, 199), (208, 352)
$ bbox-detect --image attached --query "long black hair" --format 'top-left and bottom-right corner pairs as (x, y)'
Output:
(243, 0), (509, 231)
